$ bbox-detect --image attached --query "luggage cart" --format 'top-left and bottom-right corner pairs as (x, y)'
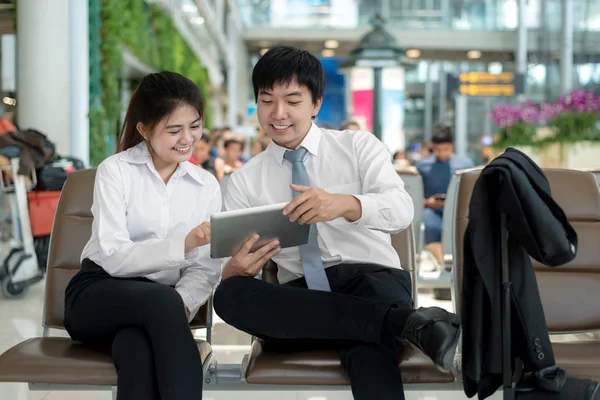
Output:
(0, 157), (43, 299)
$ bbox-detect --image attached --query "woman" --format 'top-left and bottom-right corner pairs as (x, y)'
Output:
(64, 71), (221, 399)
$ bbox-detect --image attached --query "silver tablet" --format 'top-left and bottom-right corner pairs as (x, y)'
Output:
(210, 202), (310, 259)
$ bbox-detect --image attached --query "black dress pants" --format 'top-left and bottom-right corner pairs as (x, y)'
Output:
(63, 259), (204, 400)
(213, 263), (413, 400)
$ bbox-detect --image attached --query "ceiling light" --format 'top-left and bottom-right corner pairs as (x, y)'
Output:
(406, 49), (421, 58)
(324, 40), (339, 49)
(488, 62), (503, 74)
(321, 49), (335, 57)
(467, 50), (482, 59)
(259, 48), (270, 56)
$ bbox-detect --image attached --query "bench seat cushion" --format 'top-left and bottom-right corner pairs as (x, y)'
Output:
(245, 339), (455, 385)
(554, 341), (600, 382)
(0, 337), (211, 386)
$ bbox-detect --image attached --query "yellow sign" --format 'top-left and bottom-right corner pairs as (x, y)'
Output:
(458, 84), (516, 96)
(459, 72), (515, 84)
(447, 72), (524, 97)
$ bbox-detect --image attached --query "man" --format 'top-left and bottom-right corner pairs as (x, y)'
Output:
(417, 124), (474, 245)
(189, 133), (225, 183)
(223, 138), (245, 171)
(213, 46), (461, 400)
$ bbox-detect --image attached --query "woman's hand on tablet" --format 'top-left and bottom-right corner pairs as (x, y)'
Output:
(222, 235), (281, 279)
(184, 222), (211, 253)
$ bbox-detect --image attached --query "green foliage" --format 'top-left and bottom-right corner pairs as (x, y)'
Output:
(89, 0), (212, 165)
(493, 114), (600, 150)
(493, 122), (538, 149)
(550, 111), (600, 144)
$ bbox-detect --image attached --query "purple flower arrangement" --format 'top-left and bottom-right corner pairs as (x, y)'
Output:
(491, 89), (600, 148)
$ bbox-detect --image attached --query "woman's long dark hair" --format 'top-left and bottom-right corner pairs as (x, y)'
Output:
(117, 71), (205, 153)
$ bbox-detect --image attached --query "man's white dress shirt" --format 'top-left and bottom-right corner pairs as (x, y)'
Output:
(223, 123), (414, 284)
(81, 141), (222, 321)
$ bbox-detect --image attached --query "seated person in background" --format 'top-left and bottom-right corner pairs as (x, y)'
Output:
(392, 150), (411, 168)
(223, 138), (245, 172)
(213, 46), (461, 400)
(416, 123), (474, 245)
(340, 120), (361, 130)
(63, 71), (222, 400)
(251, 135), (271, 157)
(190, 133), (226, 183)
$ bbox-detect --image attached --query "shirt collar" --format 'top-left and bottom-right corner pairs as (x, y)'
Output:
(266, 122), (322, 166)
(119, 141), (204, 185)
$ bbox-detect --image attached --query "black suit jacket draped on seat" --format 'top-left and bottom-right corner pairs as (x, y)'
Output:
(461, 148), (578, 399)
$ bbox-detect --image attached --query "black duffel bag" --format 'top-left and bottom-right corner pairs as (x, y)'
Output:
(35, 156), (85, 191)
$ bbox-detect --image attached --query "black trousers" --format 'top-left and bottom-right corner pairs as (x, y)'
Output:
(213, 263), (413, 400)
(63, 259), (204, 400)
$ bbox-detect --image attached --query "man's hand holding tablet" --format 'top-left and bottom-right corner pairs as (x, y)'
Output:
(222, 235), (281, 280)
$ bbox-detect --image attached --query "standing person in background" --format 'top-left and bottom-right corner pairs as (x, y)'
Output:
(417, 123), (474, 244)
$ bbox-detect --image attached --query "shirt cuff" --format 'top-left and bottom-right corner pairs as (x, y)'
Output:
(166, 230), (190, 266)
(176, 287), (196, 323)
(184, 248), (200, 262)
(350, 194), (378, 228)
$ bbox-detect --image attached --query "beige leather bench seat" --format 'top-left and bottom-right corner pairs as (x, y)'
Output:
(552, 342), (600, 382)
(246, 226), (456, 386)
(0, 337), (211, 386)
(246, 340), (454, 385)
(0, 169), (212, 389)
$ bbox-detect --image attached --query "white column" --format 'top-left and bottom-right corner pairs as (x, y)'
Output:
(1, 35), (16, 93)
(17, 0), (70, 156)
(215, 0), (225, 31)
(226, 14), (237, 128)
(424, 61), (433, 141)
(560, 0), (573, 93)
(516, 0), (528, 76)
(454, 95), (468, 157)
(438, 62), (447, 123)
(69, 0), (89, 166)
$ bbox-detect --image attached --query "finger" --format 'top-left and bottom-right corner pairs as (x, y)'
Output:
(290, 184), (311, 193)
(252, 247), (282, 272)
(201, 224), (211, 236)
(200, 226), (211, 243)
(283, 192), (311, 216)
(242, 234), (261, 252)
(195, 227), (206, 239)
(299, 207), (321, 225)
(290, 199), (316, 223)
(250, 240), (280, 261)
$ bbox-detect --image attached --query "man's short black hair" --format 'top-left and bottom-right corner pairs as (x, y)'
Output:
(431, 123), (454, 144)
(199, 133), (210, 143)
(224, 138), (244, 151)
(252, 46), (326, 106)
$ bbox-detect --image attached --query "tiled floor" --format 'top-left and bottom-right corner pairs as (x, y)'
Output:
(0, 278), (500, 399)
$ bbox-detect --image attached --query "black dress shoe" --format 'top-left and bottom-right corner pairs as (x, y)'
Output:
(401, 306), (461, 373)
